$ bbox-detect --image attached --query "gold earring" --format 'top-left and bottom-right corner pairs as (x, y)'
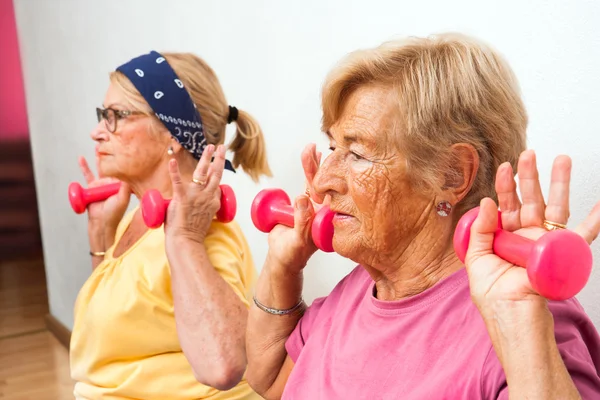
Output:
(167, 146), (174, 156)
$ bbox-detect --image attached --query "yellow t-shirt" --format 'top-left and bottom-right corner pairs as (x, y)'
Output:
(70, 207), (262, 400)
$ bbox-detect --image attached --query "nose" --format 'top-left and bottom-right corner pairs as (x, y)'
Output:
(313, 150), (347, 198)
(90, 120), (109, 142)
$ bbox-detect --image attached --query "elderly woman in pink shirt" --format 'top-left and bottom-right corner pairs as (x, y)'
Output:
(245, 33), (600, 399)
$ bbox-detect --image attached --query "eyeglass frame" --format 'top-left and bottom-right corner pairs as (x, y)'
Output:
(96, 107), (147, 133)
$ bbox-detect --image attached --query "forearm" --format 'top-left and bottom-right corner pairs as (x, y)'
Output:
(246, 254), (305, 396)
(483, 300), (580, 399)
(168, 239), (248, 390)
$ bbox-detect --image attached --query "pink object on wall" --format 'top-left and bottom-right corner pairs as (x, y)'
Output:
(0, 0), (29, 140)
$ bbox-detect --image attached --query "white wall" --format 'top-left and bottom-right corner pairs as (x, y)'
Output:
(14, 0), (600, 330)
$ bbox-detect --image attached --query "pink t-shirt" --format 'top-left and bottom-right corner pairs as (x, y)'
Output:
(284, 266), (600, 399)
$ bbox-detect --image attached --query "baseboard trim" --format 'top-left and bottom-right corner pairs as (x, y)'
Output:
(45, 313), (71, 350)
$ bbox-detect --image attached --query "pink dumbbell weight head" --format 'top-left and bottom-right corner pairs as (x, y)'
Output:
(250, 188), (335, 253)
(453, 206), (592, 301)
(68, 181), (122, 214)
(141, 184), (237, 229)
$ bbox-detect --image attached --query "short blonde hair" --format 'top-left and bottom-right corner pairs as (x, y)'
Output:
(110, 52), (272, 182)
(322, 33), (527, 217)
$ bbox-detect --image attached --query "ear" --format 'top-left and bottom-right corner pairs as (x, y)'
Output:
(169, 136), (184, 154)
(438, 143), (479, 205)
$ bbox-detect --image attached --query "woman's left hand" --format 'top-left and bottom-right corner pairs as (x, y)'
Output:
(164, 144), (226, 245)
(465, 150), (600, 317)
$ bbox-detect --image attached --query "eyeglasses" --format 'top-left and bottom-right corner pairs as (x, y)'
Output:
(96, 107), (146, 133)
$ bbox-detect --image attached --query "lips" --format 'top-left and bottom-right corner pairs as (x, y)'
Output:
(328, 205), (352, 217)
(329, 206), (353, 220)
(96, 147), (110, 156)
(334, 212), (351, 217)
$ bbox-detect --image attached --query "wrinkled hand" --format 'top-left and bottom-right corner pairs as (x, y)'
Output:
(465, 150), (600, 316)
(78, 156), (130, 230)
(164, 144), (225, 245)
(302, 143), (325, 206)
(266, 143), (325, 273)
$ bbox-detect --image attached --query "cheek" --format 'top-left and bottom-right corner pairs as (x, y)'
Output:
(350, 163), (415, 245)
(114, 131), (164, 169)
(350, 163), (390, 228)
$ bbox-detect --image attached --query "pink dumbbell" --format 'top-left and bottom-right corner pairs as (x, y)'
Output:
(68, 181), (121, 214)
(251, 188), (335, 253)
(453, 206), (592, 301)
(141, 185), (237, 229)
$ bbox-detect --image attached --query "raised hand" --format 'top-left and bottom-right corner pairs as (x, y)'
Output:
(78, 156), (130, 233)
(164, 144), (225, 245)
(465, 150), (600, 314)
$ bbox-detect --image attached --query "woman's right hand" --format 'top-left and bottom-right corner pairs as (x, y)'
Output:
(266, 144), (323, 274)
(78, 156), (130, 239)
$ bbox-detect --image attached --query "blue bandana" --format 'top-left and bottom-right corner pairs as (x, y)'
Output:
(116, 50), (234, 172)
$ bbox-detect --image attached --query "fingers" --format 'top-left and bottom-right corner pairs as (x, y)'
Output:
(293, 195), (316, 244)
(495, 162), (521, 231)
(168, 158), (186, 198)
(464, 197), (499, 268)
(301, 144), (318, 182)
(301, 143), (324, 203)
(544, 155), (571, 226)
(574, 200), (600, 245)
(517, 150), (546, 228)
(192, 144), (215, 187)
(206, 145), (226, 191)
(78, 156), (96, 184)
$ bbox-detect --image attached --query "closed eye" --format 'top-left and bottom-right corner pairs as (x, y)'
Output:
(350, 151), (364, 160)
(329, 145), (366, 161)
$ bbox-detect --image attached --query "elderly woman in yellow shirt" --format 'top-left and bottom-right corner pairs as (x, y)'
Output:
(69, 51), (270, 400)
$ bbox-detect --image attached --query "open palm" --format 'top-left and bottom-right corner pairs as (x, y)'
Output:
(464, 150), (600, 310)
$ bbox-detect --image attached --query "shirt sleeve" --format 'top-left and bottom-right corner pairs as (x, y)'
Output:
(284, 265), (366, 363)
(285, 296), (327, 363)
(203, 221), (253, 307)
(482, 299), (600, 399)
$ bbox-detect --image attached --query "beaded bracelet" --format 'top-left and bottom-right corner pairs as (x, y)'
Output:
(253, 295), (305, 316)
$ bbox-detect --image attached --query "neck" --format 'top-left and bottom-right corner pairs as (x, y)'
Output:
(366, 222), (464, 301)
(126, 155), (196, 200)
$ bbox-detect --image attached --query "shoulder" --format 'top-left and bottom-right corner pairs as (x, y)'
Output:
(204, 220), (248, 250)
(304, 265), (370, 316)
(203, 220), (251, 268)
(482, 298), (600, 398)
(203, 220), (257, 303)
(547, 297), (600, 366)
(285, 265), (369, 361)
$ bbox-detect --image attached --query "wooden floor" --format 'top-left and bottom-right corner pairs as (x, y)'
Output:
(0, 256), (75, 399)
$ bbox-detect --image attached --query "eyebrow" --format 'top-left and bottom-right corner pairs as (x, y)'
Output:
(102, 103), (127, 109)
(325, 130), (369, 146)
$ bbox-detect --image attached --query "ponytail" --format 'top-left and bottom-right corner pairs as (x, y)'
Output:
(228, 109), (272, 182)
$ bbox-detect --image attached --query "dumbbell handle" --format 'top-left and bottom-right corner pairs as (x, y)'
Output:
(265, 203), (295, 230)
(83, 183), (121, 202)
(68, 181), (122, 214)
(260, 203), (334, 253)
(492, 230), (532, 267)
(251, 188), (334, 252)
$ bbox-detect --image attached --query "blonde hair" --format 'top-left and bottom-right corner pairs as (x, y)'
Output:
(110, 52), (272, 182)
(322, 33), (527, 217)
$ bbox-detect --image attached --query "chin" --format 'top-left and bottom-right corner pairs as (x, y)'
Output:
(97, 162), (120, 180)
(332, 233), (359, 261)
